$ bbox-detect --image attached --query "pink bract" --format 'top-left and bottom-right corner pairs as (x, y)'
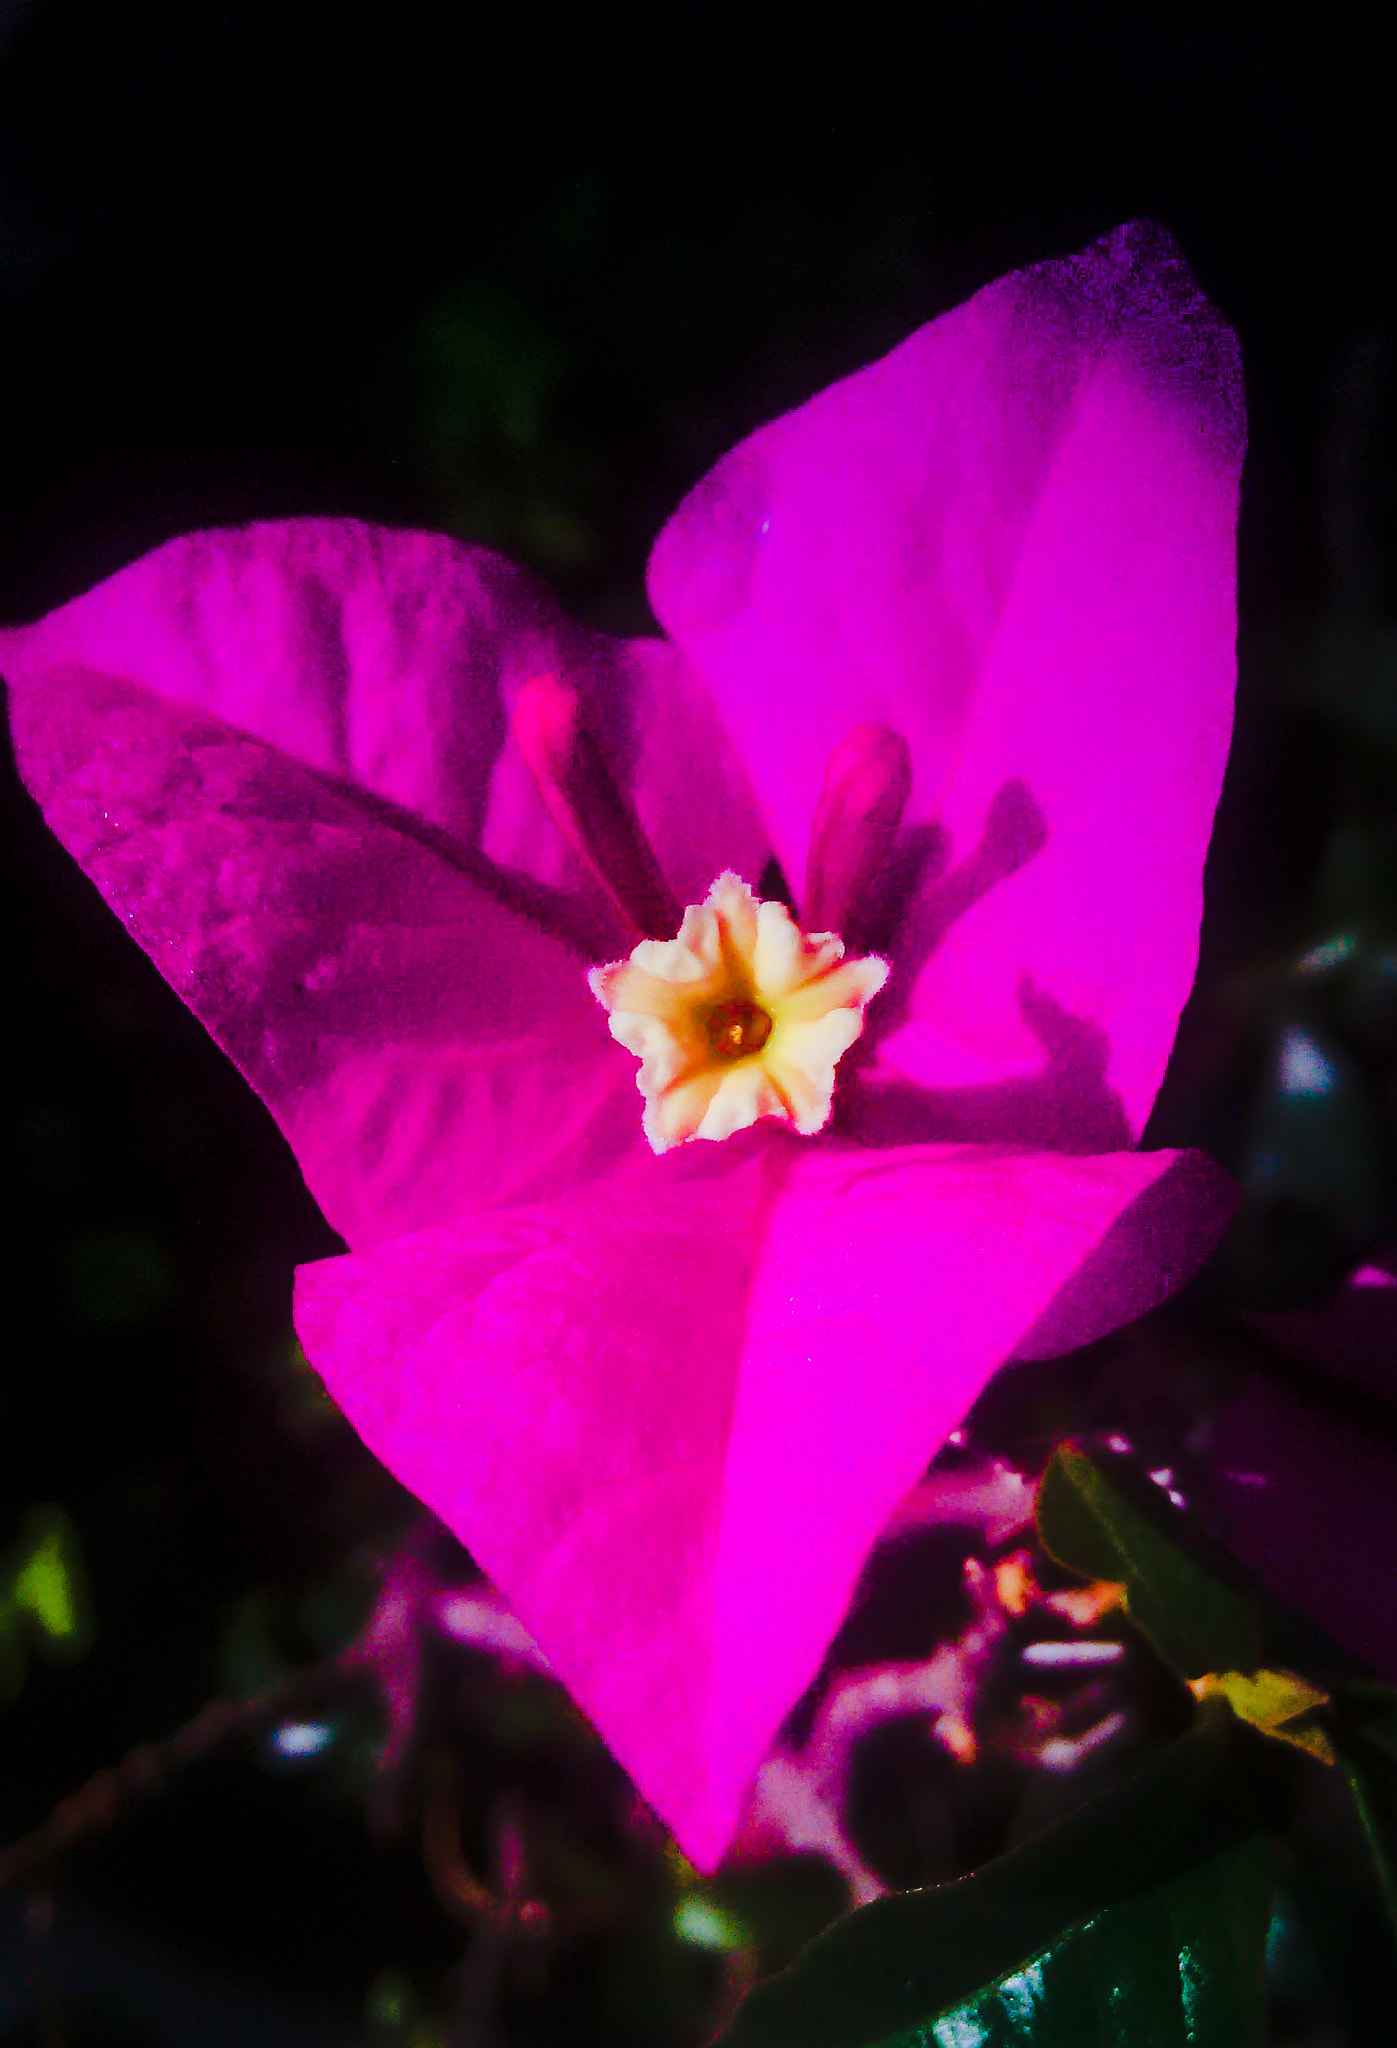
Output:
(2, 222), (1243, 1869)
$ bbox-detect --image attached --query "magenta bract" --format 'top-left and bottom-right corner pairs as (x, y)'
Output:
(2, 222), (1244, 1868)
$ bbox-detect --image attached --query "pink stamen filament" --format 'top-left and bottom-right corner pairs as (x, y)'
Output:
(512, 673), (682, 941)
(803, 722), (912, 940)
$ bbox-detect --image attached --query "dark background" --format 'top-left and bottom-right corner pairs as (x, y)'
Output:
(3, 8), (1397, 2040)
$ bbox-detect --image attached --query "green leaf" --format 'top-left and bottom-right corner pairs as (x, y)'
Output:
(676, 1858), (847, 1972)
(0, 1506), (93, 1696)
(1037, 1447), (1261, 1678)
(674, 1895), (750, 1953)
(719, 1704), (1264, 2048)
(913, 1834), (1271, 2048)
(1189, 1669), (1334, 1762)
(13, 1507), (88, 1649)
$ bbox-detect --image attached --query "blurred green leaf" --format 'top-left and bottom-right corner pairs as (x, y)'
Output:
(719, 1703), (1262, 2046)
(15, 1517), (77, 1640)
(392, 277), (602, 577)
(61, 1221), (176, 1328)
(916, 1834), (1270, 2048)
(218, 1591), (289, 1695)
(1189, 1669), (1334, 1763)
(1330, 1685), (1397, 1928)
(1037, 1447), (1262, 1679)
(0, 1506), (93, 1699)
(702, 1856), (850, 1972)
(1038, 1456), (1338, 1762)
(365, 1964), (425, 2035)
(674, 1894), (750, 1953)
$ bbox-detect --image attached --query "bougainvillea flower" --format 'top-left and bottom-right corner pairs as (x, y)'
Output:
(2, 222), (1243, 1869)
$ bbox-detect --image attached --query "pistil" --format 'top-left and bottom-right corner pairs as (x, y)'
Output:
(703, 999), (773, 1061)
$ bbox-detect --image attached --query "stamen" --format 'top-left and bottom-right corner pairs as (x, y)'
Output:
(512, 673), (682, 941)
(803, 723), (912, 941)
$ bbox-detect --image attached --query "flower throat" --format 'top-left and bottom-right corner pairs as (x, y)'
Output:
(703, 999), (773, 1061)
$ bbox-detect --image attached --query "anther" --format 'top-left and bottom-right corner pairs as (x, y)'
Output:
(512, 673), (682, 941)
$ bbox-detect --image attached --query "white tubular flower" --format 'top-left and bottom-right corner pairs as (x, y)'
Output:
(589, 871), (889, 1153)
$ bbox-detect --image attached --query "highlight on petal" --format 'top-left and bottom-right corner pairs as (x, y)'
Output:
(648, 222), (1244, 1141)
(589, 872), (888, 1151)
(293, 1136), (1232, 1870)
